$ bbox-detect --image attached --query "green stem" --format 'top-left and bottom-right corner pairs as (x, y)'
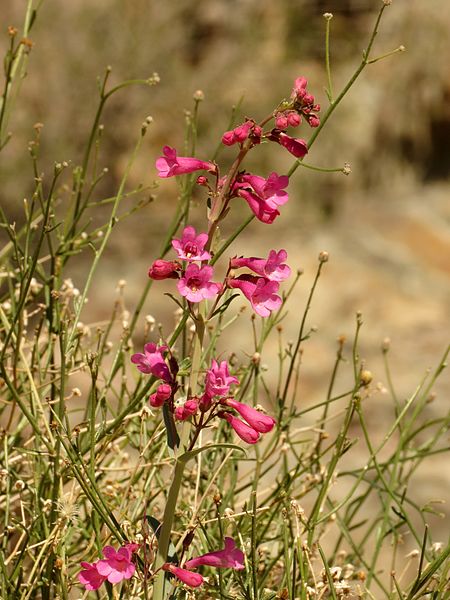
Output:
(153, 460), (185, 600)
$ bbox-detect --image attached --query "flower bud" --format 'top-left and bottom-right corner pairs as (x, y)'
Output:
(148, 259), (180, 280)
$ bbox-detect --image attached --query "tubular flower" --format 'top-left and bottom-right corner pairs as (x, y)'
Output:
(230, 249), (291, 282)
(131, 343), (171, 382)
(172, 226), (211, 261)
(185, 537), (245, 570)
(275, 131), (308, 158)
(156, 146), (215, 178)
(163, 564), (204, 588)
(220, 411), (260, 444)
(234, 172), (289, 224)
(228, 275), (282, 317)
(78, 562), (106, 591)
(223, 398), (276, 433)
(205, 359), (239, 398)
(96, 546), (136, 584)
(177, 264), (221, 303)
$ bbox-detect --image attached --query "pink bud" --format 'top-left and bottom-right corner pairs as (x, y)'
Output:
(308, 115), (320, 128)
(287, 112), (301, 127)
(220, 412), (260, 444)
(163, 564), (204, 588)
(148, 259), (180, 281)
(224, 398), (276, 433)
(149, 393), (164, 408)
(196, 175), (208, 186)
(222, 130), (236, 146)
(251, 125), (262, 142)
(303, 93), (315, 105)
(275, 114), (288, 129)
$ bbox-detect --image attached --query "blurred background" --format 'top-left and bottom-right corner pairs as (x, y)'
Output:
(1, 0), (449, 522)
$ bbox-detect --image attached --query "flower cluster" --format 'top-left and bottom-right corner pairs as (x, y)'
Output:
(79, 539), (244, 591)
(130, 348), (276, 443)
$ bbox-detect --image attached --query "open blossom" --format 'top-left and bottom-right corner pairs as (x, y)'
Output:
(96, 545), (135, 584)
(148, 259), (181, 280)
(205, 359), (239, 398)
(185, 537), (245, 570)
(177, 264), (221, 303)
(223, 398), (276, 433)
(131, 343), (171, 382)
(228, 275), (282, 317)
(220, 411), (260, 444)
(78, 561), (106, 591)
(156, 146), (215, 178)
(234, 172), (289, 224)
(172, 226), (211, 261)
(230, 249), (291, 282)
(163, 564), (204, 588)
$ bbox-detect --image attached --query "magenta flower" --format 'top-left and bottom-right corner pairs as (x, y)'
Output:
(172, 226), (211, 261)
(205, 359), (239, 398)
(96, 546), (135, 584)
(177, 264), (221, 303)
(163, 564), (204, 588)
(78, 561), (106, 591)
(223, 399), (276, 433)
(230, 249), (291, 282)
(185, 537), (245, 570)
(148, 259), (181, 280)
(234, 172), (289, 224)
(220, 412), (260, 444)
(277, 132), (308, 158)
(156, 146), (215, 178)
(131, 343), (171, 382)
(228, 275), (282, 317)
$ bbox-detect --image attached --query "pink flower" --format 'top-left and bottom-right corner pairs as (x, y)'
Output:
(78, 561), (106, 591)
(205, 359), (239, 398)
(177, 264), (221, 303)
(230, 249), (291, 282)
(96, 545), (135, 584)
(234, 172), (289, 224)
(163, 564), (204, 588)
(185, 537), (245, 570)
(223, 399), (276, 433)
(148, 259), (181, 280)
(149, 383), (172, 408)
(228, 275), (282, 317)
(277, 132), (308, 158)
(131, 343), (171, 382)
(220, 412), (260, 444)
(174, 398), (198, 421)
(172, 226), (211, 261)
(156, 146), (215, 178)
